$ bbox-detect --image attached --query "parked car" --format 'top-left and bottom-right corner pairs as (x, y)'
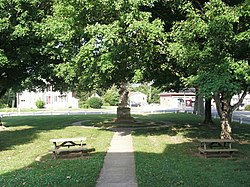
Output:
(130, 101), (141, 107)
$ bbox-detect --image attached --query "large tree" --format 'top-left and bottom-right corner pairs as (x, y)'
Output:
(51, 0), (165, 105)
(0, 0), (67, 97)
(169, 0), (250, 139)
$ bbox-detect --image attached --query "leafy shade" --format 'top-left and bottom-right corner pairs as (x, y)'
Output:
(169, 0), (250, 139)
(55, 1), (165, 91)
(170, 0), (250, 98)
(0, 0), (67, 97)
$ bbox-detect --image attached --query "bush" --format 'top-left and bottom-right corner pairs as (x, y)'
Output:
(87, 97), (103, 109)
(78, 101), (88, 108)
(103, 102), (110, 106)
(103, 86), (119, 106)
(0, 103), (7, 109)
(82, 103), (90, 108)
(245, 105), (250, 111)
(35, 99), (45, 109)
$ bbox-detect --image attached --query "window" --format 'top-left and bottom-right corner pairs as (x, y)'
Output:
(46, 96), (51, 104)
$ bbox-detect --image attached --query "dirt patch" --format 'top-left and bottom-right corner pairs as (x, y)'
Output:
(0, 125), (8, 131)
(52, 152), (93, 160)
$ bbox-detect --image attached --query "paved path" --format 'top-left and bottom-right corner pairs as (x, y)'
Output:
(96, 128), (137, 187)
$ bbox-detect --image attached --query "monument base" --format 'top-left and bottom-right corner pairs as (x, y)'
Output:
(114, 106), (135, 123)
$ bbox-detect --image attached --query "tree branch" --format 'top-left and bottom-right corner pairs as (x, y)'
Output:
(232, 86), (250, 111)
(213, 92), (222, 118)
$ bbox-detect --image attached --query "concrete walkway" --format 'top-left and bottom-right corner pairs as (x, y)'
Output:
(96, 128), (137, 187)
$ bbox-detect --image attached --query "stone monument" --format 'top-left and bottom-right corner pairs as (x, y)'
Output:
(115, 84), (134, 123)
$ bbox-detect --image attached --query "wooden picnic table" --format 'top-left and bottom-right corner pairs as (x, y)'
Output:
(198, 139), (238, 158)
(50, 137), (87, 149)
(49, 137), (94, 158)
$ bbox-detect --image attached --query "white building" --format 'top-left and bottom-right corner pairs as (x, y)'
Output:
(160, 92), (250, 110)
(160, 92), (196, 108)
(128, 92), (148, 107)
(17, 90), (79, 109)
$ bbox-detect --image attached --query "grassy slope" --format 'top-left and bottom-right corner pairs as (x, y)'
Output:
(133, 113), (250, 187)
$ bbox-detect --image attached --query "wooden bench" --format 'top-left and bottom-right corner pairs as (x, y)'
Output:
(198, 147), (238, 157)
(49, 137), (95, 158)
(198, 139), (238, 158)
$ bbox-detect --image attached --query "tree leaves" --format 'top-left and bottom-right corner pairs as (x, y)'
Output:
(169, 0), (249, 99)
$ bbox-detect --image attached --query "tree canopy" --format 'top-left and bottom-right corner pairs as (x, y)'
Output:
(51, 0), (165, 93)
(168, 0), (250, 138)
(1, 0), (249, 134)
(0, 0), (68, 97)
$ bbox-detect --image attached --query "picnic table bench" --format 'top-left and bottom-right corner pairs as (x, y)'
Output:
(49, 137), (95, 158)
(198, 139), (238, 158)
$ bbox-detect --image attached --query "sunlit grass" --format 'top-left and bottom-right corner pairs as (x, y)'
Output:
(0, 115), (114, 187)
(1, 113), (249, 187)
(133, 113), (250, 187)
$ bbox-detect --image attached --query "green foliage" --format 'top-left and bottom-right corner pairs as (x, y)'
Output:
(35, 99), (45, 109)
(87, 97), (103, 109)
(78, 100), (89, 108)
(0, 89), (15, 108)
(0, 102), (7, 109)
(53, 0), (165, 92)
(0, 0), (68, 97)
(103, 86), (120, 106)
(167, 0), (250, 139)
(169, 0), (250, 99)
(245, 105), (250, 111)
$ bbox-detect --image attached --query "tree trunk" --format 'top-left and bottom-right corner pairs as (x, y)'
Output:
(203, 98), (214, 125)
(193, 94), (198, 114)
(197, 95), (205, 116)
(220, 110), (233, 139)
(193, 89), (204, 116)
(118, 83), (129, 107)
(214, 87), (249, 139)
(0, 115), (3, 127)
(214, 92), (233, 139)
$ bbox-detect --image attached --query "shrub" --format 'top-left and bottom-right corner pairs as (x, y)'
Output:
(87, 97), (103, 108)
(83, 103), (90, 108)
(35, 99), (45, 109)
(245, 105), (250, 111)
(0, 103), (7, 109)
(103, 102), (110, 106)
(103, 87), (119, 106)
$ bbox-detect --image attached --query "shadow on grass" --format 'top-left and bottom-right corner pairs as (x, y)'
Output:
(1, 113), (249, 151)
(134, 142), (250, 187)
(0, 113), (249, 186)
(132, 113), (250, 142)
(0, 142), (249, 187)
(0, 151), (106, 187)
(0, 114), (116, 151)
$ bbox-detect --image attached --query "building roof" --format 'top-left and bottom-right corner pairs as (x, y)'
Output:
(160, 92), (195, 97)
(128, 92), (147, 97)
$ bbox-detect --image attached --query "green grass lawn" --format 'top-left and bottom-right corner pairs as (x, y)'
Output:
(0, 113), (249, 187)
(0, 115), (115, 187)
(133, 113), (250, 187)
